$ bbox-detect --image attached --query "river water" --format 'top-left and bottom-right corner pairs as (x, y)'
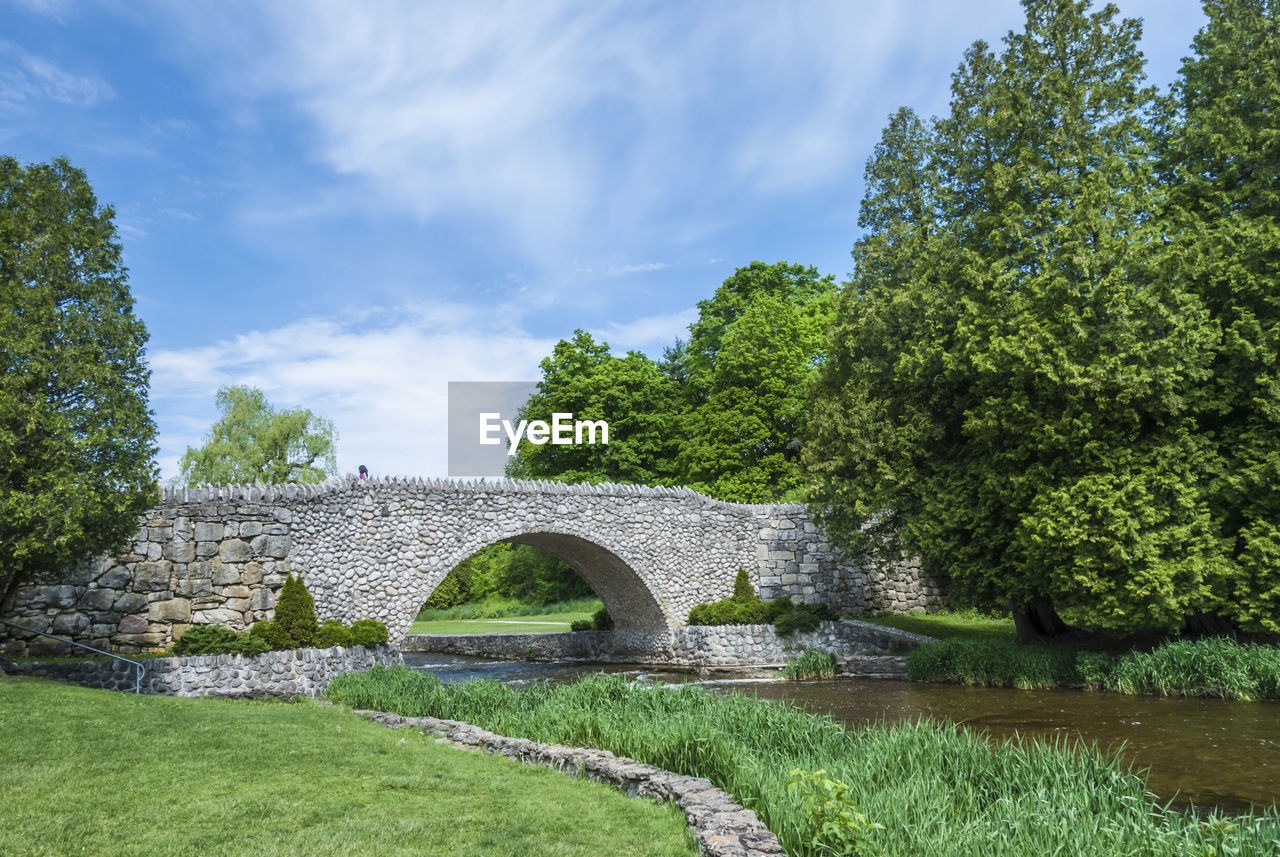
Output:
(402, 652), (1280, 813)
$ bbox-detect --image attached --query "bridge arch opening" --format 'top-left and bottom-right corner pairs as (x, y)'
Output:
(416, 531), (670, 632)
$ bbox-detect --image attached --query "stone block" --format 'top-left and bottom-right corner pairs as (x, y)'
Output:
(165, 541), (196, 563)
(219, 540), (253, 563)
(195, 541), (218, 560)
(149, 598), (191, 623)
(113, 592), (148, 613)
(98, 566), (132, 590)
(194, 522), (223, 542)
(78, 588), (117, 611)
(213, 562), (242, 586)
(134, 561), (172, 592)
(251, 535), (290, 559)
(222, 585), (251, 599)
(193, 608), (243, 627)
(112, 632), (167, 648)
(52, 612), (89, 636)
(239, 521), (263, 537)
(117, 614), (149, 634)
(249, 589), (274, 611)
(241, 562), (264, 585)
(174, 578), (213, 598)
(173, 516), (194, 541)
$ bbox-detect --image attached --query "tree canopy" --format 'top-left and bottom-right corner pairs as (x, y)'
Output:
(179, 385), (337, 486)
(804, 0), (1238, 639)
(510, 262), (836, 502)
(0, 157), (158, 607)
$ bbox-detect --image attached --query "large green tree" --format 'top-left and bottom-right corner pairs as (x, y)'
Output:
(1159, 0), (1280, 633)
(507, 331), (682, 485)
(179, 385), (337, 485)
(0, 157), (158, 608)
(806, 0), (1224, 640)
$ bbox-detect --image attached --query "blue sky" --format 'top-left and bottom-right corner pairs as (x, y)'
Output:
(2, 0), (1208, 480)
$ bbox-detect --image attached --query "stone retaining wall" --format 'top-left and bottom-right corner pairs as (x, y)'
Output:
(360, 709), (785, 857)
(405, 619), (929, 668)
(3, 644), (401, 698)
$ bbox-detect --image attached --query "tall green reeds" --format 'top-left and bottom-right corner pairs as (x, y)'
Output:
(327, 668), (1280, 857)
(907, 636), (1280, 700)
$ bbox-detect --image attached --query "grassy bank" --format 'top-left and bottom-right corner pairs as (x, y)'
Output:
(327, 667), (1280, 857)
(0, 677), (696, 857)
(907, 636), (1280, 700)
(410, 597), (601, 635)
(859, 608), (1016, 642)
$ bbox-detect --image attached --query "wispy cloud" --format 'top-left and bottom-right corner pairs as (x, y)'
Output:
(596, 307), (697, 354)
(0, 41), (114, 107)
(149, 300), (555, 480)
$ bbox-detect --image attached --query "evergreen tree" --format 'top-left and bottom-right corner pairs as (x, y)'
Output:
(806, 0), (1223, 639)
(1160, 0), (1280, 633)
(0, 157), (158, 608)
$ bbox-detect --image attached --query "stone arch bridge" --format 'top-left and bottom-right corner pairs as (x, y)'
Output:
(1, 477), (944, 654)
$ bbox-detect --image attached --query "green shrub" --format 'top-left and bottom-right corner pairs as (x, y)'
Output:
(249, 619), (292, 651)
(772, 602), (837, 635)
(349, 619), (389, 647)
(569, 618), (593, 631)
(783, 650), (837, 680)
(315, 619), (354, 648)
(689, 587), (834, 633)
(591, 606), (614, 630)
(171, 624), (270, 657)
(273, 573), (319, 648)
(786, 768), (883, 852)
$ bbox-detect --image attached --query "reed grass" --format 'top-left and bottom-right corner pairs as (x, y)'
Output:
(782, 650), (836, 680)
(326, 668), (1280, 857)
(908, 636), (1280, 700)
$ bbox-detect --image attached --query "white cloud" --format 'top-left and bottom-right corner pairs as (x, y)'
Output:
(0, 42), (114, 107)
(151, 1), (1040, 269)
(596, 307), (697, 354)
(149, 301), (555, 481)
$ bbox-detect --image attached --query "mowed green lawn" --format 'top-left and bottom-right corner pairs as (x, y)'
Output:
(409, 607), (597, 635)
(0, 678), (697, 857)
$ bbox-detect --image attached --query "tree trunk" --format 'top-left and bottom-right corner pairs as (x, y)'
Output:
(1011, 600), (1070, 644)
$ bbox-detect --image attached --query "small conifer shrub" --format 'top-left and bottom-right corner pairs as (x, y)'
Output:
(315, 619), (354, 648)
(273, 572), (319, 647)
(349, 619), (389, 647)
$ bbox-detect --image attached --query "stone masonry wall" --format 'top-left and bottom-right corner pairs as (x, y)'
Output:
(0, 476), (947, 656)
(404, 619), (929, 668)
(3, 644), (401, 697)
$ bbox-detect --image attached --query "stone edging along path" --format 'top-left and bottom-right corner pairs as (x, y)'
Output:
(358, 709), (786, 857)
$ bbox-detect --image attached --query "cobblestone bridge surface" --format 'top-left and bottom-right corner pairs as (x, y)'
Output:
(1, 477), (945, 654)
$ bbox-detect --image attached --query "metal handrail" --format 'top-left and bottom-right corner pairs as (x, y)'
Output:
(0, 618), (145, 693)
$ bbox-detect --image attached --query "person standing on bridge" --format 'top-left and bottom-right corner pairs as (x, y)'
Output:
(358, 465), (368, 479)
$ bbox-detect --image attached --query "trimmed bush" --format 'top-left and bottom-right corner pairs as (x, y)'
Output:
(349, 619), (389, 647)
(273, 573), (319, 647)
(315, 619), (354, 648)
(688, 587), (835, 633)
(731, 567), (755, 602)
(570, 606), (614, 632)
(171, 625), (270, 657)
(772, 602), (837, 635)
(249, 619), (293, 651)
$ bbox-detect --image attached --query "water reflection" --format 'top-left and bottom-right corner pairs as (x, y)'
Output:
(401, 652), (1280, 813)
